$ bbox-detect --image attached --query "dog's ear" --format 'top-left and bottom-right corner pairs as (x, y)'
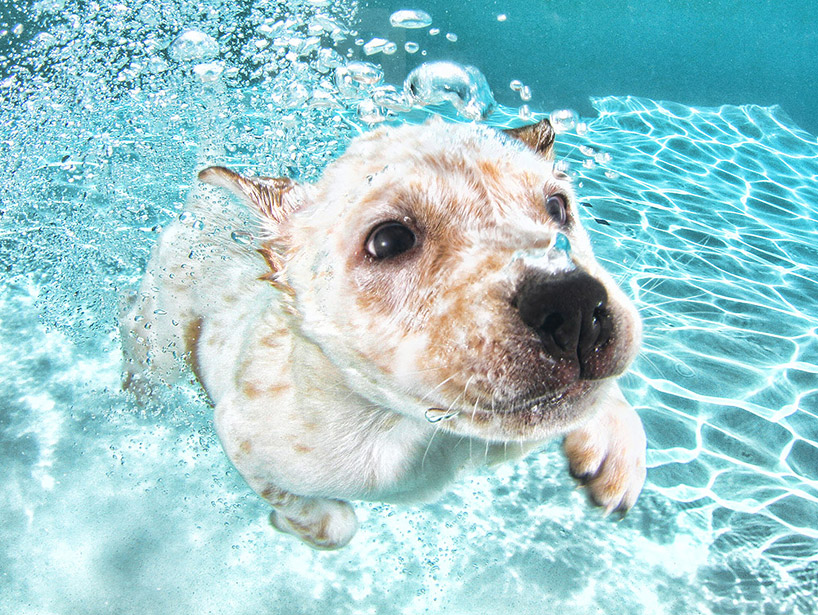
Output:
(504, 119), (556, 160)
(198, 166), (301, 224)
(198, 166), (301, 293)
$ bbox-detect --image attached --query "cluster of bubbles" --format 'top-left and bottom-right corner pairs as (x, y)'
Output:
(111, 5), (584, 131)
(0, 0), (367, 341)
(161, 13), (353, 92)
(326, 58), (499, 124)
(150, 9), (491, 125)
(352, 9), (458, 59)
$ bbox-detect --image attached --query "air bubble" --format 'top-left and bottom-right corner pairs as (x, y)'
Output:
(309, 15), (349, 43)
(404, 61), (496, 120)
(405, 42), (420, 54)
(425, 407), (459, 423)
(553, 232), (572, 255)
(147, 57), (169, 73)
(193, 61), (224, 82)
(446, 33), (458, 42)
(520, 85), (532, 101)
(344, 61), (384, 85)
(179, 211), (196, 224)
(271, 81), (310, 107)
(335, 62), (382, 100)
(509, 80), (523, 91)
(363, 37), (391, 56)
(231, 230), (254, 245)
(289, 36), (322, 57)
(33, 32), (58, 50)
(429, 28), (440, 36)
(357, 100), (386, 125)
(372, 85), (412, 113)
(383, 42), (398, 55)
(518, 105), (531, 120)
(169, 29), (219, 62)
(309, 89), (341, 109)
(497, 14), (508, 22)
(315, 48), (343, 74)
(257, 22), (284, 38)
(390, 9), (433, 29)
(550, 109), (579, 133)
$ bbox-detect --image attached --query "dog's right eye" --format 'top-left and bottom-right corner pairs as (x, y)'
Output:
(545, 193), (569, 226)
(365, 222), (417, 260)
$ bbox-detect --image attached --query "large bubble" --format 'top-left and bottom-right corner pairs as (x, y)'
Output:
(404, 61), (496, 121)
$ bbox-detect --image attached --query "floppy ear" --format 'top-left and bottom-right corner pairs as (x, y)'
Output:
(198, 165), (301, 224)
(504, 119), (556, 160)
(198, 165), (301, 292)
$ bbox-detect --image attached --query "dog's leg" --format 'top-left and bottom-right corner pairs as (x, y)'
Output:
(120, 226), (201, 399)
(260, 484), (359, 550)
(120, 267), (177, 399)
(562, 381), (647, 514)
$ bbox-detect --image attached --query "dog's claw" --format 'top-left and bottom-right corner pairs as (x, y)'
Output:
(563, 388), (647, 516)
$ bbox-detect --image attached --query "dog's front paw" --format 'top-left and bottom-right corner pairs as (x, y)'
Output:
(269, 497), (359, 550)
(562, 385), (646, 515)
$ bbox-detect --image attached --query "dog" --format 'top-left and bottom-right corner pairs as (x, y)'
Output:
(121, 118), (646, 550)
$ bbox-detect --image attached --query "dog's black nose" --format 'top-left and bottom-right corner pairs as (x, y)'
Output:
(514, 269), (613, 378)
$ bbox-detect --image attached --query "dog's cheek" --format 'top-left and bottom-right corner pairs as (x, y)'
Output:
(413, 270), (521, 402)
(336, 265), (424, 370)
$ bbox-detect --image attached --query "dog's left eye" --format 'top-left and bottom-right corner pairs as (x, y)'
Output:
(365, 222), (417, 260)
(545, 193), (569, 226)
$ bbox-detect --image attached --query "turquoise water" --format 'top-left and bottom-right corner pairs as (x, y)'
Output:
(1, 1), (816, 613)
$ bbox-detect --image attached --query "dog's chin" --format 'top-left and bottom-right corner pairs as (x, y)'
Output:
(426, 378), (606, 442)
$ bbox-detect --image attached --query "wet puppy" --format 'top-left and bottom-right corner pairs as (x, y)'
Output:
(121, 118), (646, 549)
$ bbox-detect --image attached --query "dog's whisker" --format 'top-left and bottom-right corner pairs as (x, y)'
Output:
(419, 372), (459, 404)
(467, 390), (482, 465)
(420, 416), (446, 471)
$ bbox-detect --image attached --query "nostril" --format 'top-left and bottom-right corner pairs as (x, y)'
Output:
(582, 303), (613, 357)
(542, 313), (564, 335)
(592, 306), (603, 325)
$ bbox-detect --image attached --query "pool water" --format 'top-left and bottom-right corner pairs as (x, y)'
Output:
(1, 1), (816, 613)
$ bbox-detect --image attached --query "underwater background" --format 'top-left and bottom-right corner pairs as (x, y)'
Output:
(1, 0), (816, 613)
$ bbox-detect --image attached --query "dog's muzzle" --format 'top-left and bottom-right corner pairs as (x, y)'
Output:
(514, 269), (614, 380)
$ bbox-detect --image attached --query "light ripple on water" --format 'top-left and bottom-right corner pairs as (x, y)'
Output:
(0, 1), (817, 613)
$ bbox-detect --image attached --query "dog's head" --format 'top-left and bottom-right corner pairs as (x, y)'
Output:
(201, 119), (641, 440)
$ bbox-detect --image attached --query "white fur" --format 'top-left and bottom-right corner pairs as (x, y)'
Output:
(121, 120), (647, 549)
